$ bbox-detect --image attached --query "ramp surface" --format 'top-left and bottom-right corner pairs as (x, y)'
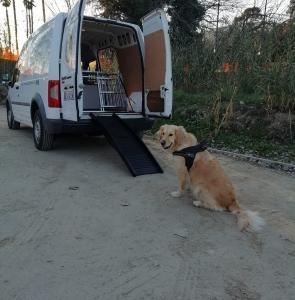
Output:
(90, 114), (163, 176)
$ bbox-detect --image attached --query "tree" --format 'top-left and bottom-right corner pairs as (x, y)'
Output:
(12, 0), (18, 53)
(97, 0), (165, 25)
(97, 0), (205, 41)
(23, 0), (35, 37)
(42, 0), (46, 23)
(0, 25), (10, 52)
(202, 0), (242, 49)
(64, 0), (75, 11)
(233, 6), (263, 29)
(289, 0), (295, 18)
(167, 0), (205, 40)
(1, 0), (11, 51)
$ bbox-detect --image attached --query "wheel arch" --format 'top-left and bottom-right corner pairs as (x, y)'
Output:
(6, 95), (11, 108)
(6, 96), (20, 129)
(31, 94), (47, 127)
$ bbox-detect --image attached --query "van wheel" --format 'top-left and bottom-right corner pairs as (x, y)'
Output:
(33, 110), (54, 151)
(7, 103), (20, 129)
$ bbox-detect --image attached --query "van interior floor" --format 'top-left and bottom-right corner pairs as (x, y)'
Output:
(90, 114), (163, 176)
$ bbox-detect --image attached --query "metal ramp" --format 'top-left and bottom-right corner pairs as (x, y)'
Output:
(90, 114), (163, 177)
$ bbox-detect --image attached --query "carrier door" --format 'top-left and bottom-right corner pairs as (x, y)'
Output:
(143, 9), (173, 118)
(60, 0), (86, 121)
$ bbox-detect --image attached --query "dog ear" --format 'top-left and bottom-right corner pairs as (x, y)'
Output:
(175, 126), (186, 147)
(155, 125), (164, 140)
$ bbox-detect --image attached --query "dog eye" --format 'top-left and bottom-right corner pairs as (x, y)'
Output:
(169, 134), (173, 137)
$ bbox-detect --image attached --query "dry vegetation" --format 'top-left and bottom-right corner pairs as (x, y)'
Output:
(159, 7), (295, 163)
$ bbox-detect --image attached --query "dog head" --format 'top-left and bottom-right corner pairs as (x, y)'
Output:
(156, 124), (187, 152)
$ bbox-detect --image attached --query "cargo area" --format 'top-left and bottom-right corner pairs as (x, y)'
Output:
(81, 18), (144, 114)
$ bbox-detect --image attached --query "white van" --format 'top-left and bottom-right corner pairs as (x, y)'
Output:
(6, 0), (172, 152)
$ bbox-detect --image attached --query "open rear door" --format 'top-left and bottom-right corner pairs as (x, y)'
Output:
(143, 9), (173, 118)
(60, 0), (86, 121)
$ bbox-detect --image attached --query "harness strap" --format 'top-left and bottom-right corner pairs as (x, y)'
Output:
(173, 141), (207, 171)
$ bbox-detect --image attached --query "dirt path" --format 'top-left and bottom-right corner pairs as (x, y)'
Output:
(0, 106), (294, 300)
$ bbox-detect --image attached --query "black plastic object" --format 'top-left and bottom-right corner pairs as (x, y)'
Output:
(90, 113), (163, 176)
(173, 141), (207, 171)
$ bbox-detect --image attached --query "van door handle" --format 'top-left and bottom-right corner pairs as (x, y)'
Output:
(61, 75), (72, 80)
(77, 91), (83, 100)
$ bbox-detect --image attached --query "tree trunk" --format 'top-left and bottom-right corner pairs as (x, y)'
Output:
(42, 0), (46, 23)
(31, 8), (34, 33)
(29, 12), (32, 34)
(26, 8), (29, 38)
(215, 0), (220, 51)
(12, 0), (19, 53)
(5, 7), (11, 51)
(263, 0), (268, 27)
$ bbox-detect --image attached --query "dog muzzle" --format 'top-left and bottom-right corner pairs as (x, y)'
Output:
(163, 143), (172, 150)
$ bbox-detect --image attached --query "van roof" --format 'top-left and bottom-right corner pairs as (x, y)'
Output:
(28, 13), (66, 41)
(83, 15), (141, 31)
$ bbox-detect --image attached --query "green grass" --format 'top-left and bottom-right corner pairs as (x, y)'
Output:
(153, 90), (295, 164)
(212, 131), (295, 163)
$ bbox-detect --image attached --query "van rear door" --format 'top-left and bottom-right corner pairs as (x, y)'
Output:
(142, 9), (173, 118)
(60, 0), (86, 121)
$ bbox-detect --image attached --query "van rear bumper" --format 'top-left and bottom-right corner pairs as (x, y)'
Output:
(46, 116), (154, 135)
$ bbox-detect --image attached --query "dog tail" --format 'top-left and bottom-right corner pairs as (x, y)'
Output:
(228, 201), (264, 232)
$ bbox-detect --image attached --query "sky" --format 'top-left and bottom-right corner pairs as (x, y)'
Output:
(0, 0), (291, 53)
(0, 0), (70, 52)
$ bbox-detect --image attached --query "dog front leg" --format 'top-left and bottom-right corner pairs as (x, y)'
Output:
(171, 167), (188, 198)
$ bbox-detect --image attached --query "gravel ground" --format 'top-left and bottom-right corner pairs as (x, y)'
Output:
(208, 148), (295, 174)
(0, 105), (295, 300)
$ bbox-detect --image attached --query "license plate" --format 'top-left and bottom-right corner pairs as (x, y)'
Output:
(64, 90), (74, 101)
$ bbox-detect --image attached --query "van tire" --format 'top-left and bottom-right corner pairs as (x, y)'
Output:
(33, 110), (54, 151)
(6, 103), (20, 130)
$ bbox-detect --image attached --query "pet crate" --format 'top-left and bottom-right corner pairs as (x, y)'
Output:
(82, 71), (128, 112)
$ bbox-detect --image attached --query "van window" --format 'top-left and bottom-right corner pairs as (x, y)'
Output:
(17, 41), (28, 80)
(65, 14), (78, 70)
(12, 65), (20, 83)
(19, 21), (53, 81)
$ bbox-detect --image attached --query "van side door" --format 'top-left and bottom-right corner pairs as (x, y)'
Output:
(10, 42), (29, 123)
(142, 9), (173, 118)
(60, 0), (86, 121)
(9, 64), (21, 121)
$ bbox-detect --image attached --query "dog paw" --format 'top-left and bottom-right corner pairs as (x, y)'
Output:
(171, 191), (182, 198)
(193, 201), (202, 207)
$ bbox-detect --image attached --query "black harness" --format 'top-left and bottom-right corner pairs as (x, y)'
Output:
(173, 141), (207, 171)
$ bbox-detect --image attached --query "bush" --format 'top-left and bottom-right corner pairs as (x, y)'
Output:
(172, 20), (295, 113)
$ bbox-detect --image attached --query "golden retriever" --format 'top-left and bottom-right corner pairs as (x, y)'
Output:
(156, 124), (264, 231)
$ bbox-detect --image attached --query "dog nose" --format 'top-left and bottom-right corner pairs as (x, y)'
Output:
(161, 140), (165, 146)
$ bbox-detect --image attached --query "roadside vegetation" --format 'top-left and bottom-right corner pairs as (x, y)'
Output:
(154, 90), (295, 164)
(154, 2), (295, 164)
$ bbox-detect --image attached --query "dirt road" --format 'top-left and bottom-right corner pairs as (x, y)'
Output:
(0, 106), (294, 300)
